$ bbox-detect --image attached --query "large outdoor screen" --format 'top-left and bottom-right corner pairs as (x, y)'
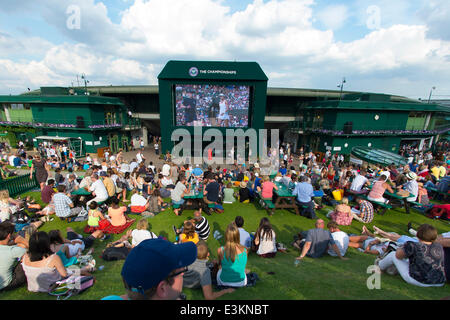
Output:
(174, 84), (250, 127)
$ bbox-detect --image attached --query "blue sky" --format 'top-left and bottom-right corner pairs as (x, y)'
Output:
(0, 0), (449, 100)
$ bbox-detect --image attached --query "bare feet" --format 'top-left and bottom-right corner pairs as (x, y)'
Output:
(373, 225), (381, 235)
(362, 225), (369, 235)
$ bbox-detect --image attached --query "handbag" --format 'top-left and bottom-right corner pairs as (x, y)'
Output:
(48, 275), (95, 300)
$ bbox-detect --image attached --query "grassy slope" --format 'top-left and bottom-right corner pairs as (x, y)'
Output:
(0, 191), (449, 300)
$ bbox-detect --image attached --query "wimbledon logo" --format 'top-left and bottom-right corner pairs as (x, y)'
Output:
(189, 67), (199, 77)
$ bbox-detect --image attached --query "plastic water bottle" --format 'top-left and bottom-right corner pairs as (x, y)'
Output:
(294, 259), (300, 267)
(213, 230), (222, 240)
(98, 265), (105, 271)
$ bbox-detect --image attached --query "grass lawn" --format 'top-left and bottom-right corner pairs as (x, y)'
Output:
(1, 191), (449, 300)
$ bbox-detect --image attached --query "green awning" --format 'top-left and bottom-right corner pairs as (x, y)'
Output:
(351, 146), (407, 167)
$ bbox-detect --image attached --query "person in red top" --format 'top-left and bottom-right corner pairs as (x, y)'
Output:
(258, 176), (278, 201)
(41, 179), (55, 204)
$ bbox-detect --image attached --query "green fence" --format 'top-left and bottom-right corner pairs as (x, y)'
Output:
(0, 173), (39, 197)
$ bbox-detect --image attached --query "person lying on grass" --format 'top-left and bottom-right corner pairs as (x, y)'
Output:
(183, 240), (234, 300)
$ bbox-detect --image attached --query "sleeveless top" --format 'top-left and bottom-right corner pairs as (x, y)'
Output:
(88, 210), (100, 227)
(22, 254), (62, 292)
(219, 246), (247, 284)
(56, 244), (78, 267)
(369, 181), (385, 199)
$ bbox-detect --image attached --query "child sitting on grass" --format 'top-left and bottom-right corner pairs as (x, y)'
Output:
(84, 201), (107, 233)
(223, 183), (236, 204)
(129, 218), (157, 247)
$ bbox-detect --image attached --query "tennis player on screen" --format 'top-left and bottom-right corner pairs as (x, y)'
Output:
(182, 90), (197, 126)
(218, 94), (230, 127)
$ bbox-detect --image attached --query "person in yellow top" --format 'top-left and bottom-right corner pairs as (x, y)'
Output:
(438, 162), (447, 179)
(100, 171), (116, 197)
(179, 220), (199, 244)
(430, 162), (441, 181)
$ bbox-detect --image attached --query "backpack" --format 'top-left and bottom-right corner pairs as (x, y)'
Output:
(426, 207), (449, 220)
(101, 246), (130, 261)
(10, 209), (30, 224)
(48, 275), (95, 300)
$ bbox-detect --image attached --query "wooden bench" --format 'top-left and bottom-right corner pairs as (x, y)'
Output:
(425, 186), (450, 201)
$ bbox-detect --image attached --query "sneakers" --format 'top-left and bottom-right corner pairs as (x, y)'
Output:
(374, 257), (381, 266)
(100, 234), (111, 241)
(172, 225), (178, 234)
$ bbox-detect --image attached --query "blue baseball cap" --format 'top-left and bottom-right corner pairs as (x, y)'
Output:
(192, 167), (203, 176)
(121, 239), (197, 291)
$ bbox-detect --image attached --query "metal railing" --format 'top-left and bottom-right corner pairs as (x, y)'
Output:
(289, 121), (448, 136)
(0, 118), (129, 130)
(0, 173), (39, 197)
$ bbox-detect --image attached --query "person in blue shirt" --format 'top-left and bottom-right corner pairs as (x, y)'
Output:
(292, 175), (317, 219)
(279, 165), (287, 176)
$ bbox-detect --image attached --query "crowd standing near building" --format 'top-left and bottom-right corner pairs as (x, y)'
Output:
(0, 137), (449, 299)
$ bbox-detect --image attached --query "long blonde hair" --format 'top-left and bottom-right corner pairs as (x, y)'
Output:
(223, 223), (244, 263)
(0, 190), (9, 203)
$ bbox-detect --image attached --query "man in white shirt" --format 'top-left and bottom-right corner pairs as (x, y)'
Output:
(327, 221), (349, 257)
(136, 151), (145, 164)
(235, 216), (252, 248)
(86, 155), (92, 164)
(86, 174), (109, 208)
(350, 169), (370, 193)
(104, 151), (110, 162)
(129, 159), (138, 173)
(162, 162), (171, 177)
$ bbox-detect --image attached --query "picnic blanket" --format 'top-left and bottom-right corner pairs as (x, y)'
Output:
(101, 219), (136, 234)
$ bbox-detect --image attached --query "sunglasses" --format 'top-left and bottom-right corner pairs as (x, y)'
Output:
(168, 266), (188, 279)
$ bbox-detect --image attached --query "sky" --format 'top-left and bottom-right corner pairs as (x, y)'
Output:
(0, 0), (449, 100)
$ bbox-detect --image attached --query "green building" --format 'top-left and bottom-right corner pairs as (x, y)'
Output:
(290, 93), (450, 155)
(0, 87), (140, 156)
(18, 61), (450, 157)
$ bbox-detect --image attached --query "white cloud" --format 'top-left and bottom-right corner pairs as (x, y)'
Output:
(316, 4), (349, 30)
(0, 0), (449, 100)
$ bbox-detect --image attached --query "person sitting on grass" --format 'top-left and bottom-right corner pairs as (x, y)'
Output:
(21, 231), (91, 293)
(129, 218), (157, 248)
(173, 211), (211, 242)
(223, 183), (236, 204)
(327, 197), (353, 226)
(254, 217), (277, 258)
(102, 238), (197, 300)
(326, 221), (349, 257)
(376, 224), (446, 287)
(237, 181), (251, 203)
(179, 220), (199, 244)
(52, 185), (83, 221)
(0, 221), (27, 292)
(130, 189), (150, 214)
(41, 179), (56, 205)
(235, 216), (252, 249)
(84, 201), (107, 234)
(106, 197), (134, 229)
(216, 223), (249, 288)
(183, 240), (235, 300)
(86, 174), (109, 209)
(293, 219), (348, 261)
(351, 196), (374, 224)
(171, 175), (191, 216)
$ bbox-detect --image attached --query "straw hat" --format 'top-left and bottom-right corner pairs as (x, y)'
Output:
(406, 172), (417, 180)
(240, 181), (248, 188)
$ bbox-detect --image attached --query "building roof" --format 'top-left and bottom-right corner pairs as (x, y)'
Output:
(23, 85), (419, 103)
(305, 99), (450, 113)
(0, 94), (125, 105)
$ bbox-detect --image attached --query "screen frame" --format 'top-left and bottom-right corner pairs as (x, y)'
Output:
(172, 82), (254, 129)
